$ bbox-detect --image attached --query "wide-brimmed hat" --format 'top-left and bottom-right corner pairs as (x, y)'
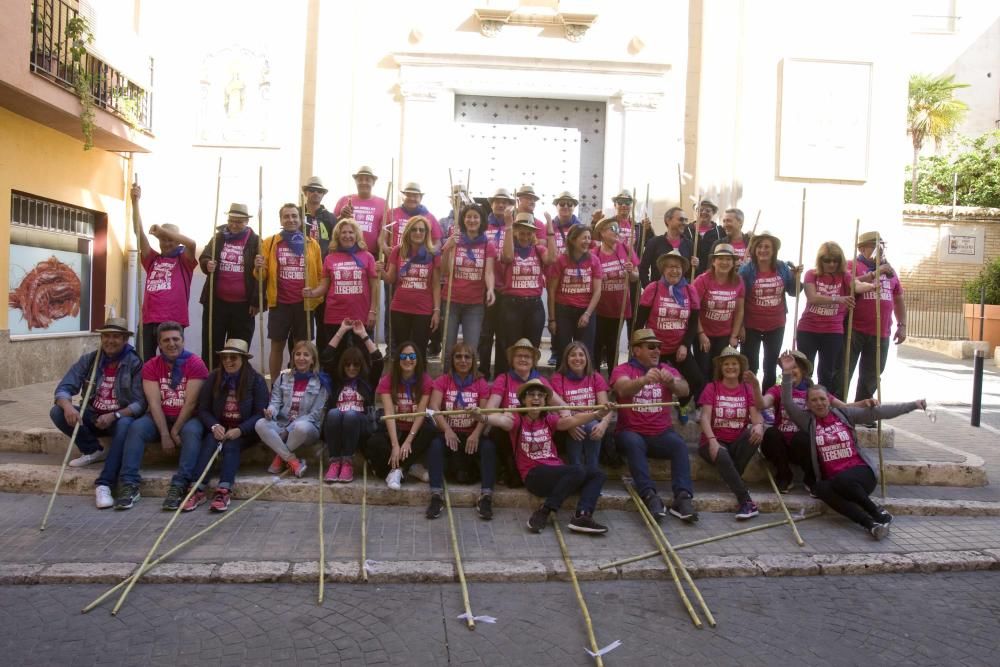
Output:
(352, 165), (377, 180)
(513, 212), (537, 230)
(748, 230), (781, 255)
(94, 317), (133, 337)
(216, 338), (253, 359)
(488, 187), (515, 203)
(551, 190), (579, 206)
(857, 231), (882, 246)
(711, 243), (737, 258)
(630, 328), (661, 347)
(225, 203), (252, 219)
(302, 176), (327, 193)
(516, 185), (539, 200)
(516, 378), (553, 405)
(713, 345), (749, 379)
(400, 182), (423, 195)
(698, 199), (718, 213)
(506, 338), (541, 365)
(655, 249), (691, 274)
(612, 189), (634, 204)
(592, 216), (620, 238)
(788, 349), (813, 378)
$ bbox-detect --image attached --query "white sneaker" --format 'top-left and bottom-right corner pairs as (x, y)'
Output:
(386, 468), (403, 490)
(407, 463), (430, 483)
(95, 485), (114, 509)
(70, 449), (108, 468)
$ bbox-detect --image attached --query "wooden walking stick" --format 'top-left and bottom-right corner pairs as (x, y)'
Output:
(360, 460), (369, 582)
(690, 192), (701, 282)
(842, 218), (861, 400)
(444, 480), (476, 630)
(208, 156), (222, 371)
(318, 452), (326, 604)
(441, 169), (461, 362)
(111, 443), (223, 615)
(676, 163), (683, 209)
(379, 402), (678, 421)
(374, 168), (392, 346)
(130, 170), (143, 360)
(792, 188), (806, 348)
(756, 453), (805, 546)
(40, 349), (102, 531)
(874, 231), (887, 498)
(630, 188), (647, 331)
(553, 519), (615, 665)
(82, 470), (291, 614)
(611, 241), (631, 370)
(257, 166), (266, 375)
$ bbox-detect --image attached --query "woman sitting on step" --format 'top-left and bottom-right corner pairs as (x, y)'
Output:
(777, 351), (926, 540)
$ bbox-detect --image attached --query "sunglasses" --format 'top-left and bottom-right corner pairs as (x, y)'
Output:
(399, 352), (418, 361)
(344, 361), (362, 368)
(557, 202), (574, 207)
(640, 343), (661, 350)
(304, 187), (324, 193)
(453, 354), (473, 360)
(606, 223), (621, 233)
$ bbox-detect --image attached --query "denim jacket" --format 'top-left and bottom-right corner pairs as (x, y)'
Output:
(267, 370), (329, 431)
(198, 368), (269, 437)
(739, 260), (798, 313)
(54, 349), (147, 417)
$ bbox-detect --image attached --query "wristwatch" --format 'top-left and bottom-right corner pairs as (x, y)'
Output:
(114, 411), (122, 419)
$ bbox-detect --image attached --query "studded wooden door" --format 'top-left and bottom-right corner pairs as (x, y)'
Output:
(454, 95), (606, 221)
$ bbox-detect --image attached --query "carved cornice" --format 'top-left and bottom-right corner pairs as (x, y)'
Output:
(473, 7), (597, 41)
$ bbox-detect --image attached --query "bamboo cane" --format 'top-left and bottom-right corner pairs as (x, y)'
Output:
(750, 209), (762, 238)
(552, 518), (606, 666)
(441, 169), (461, 363)
(361, 460), (369, 582)
(40, 349), (102, 531)
(611, 236), (631, 370)
(690, 192), (701, 281)
(375, 170), (392, 346)
(676, 163), (683, 209)
(630, 188), (647, 331)
(130, 169), (143, 360)
(81, 470), (291, 614)
(599, 512), (823, 570)
(625, 480), (716, 627)
(757, 453), (805, 546)
(842, 218), (861, 401)
(318, 450), (325, 604)
(874, 231), (886, 498)
(624, 480), (702, 628)
(300, 188), (312, 344)
(111, 443), (223, 615)
(208, 156), (222, 372)
(379, 402), (678, 421)
(257, 166), (266, 376)
(444, 480), (475, 630)
(792, 188), (806, 349)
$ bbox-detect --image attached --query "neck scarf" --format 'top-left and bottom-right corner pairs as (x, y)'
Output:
(295, 370), (332, 394)
(460, 231), (487, 262)
(98, 343), (134, 373)
(221, 368), (241, 392)
(514, 240), (534, 260)
(451, 372), (475, 407)
(401, 203), (429, 217)
(510, 368), (540, 385)
(279, 229), (305, 257)
(162, 245), (185, 259)
(400, 374), (418, 402)
(659, 276), (689, 307)
(339, 243), (363, 267)
(487, 213), (504, 245)
(401, 245), (432, 276)
(556, 215), (580, 242)
(568, 248), (591, 278)
(856, 253), (877, 271)
(167, 350), (193, 390)
(563, 369), (586, 382)
(629, 357), (654, 373)
(222, 226), (250, 243)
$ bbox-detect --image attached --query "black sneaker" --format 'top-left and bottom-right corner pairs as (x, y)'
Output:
(162, 485), (185, 511)
(669, 492), (699, 523)
(476, 494), (493, 521)
(872, 506), (894, 525)
(642, 492), (667, 519)
(776, 475), (794, 494)
(527, 507), (551, 533)
(425, 494), (443, 519)
(114, 484), (140, 510)
(569, 512), (608, 535)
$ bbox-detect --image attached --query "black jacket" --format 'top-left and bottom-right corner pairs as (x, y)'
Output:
(197, 366), (269, 437)
(639, 235), (695, 287)
(683, 222), (724, 277)
(304, 205), (336, 256)
(320, 341), (384, 412)
(198, 226), (263, 308)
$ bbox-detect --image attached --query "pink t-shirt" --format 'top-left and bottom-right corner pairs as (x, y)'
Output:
(745, 270), (787, 332)
(141, 353), (209, 419)
(322, 250), (377, 324)
(221, 389), (241, 428)
(433, 374), (489, 433)
(333, 195), (385, 250)
(490, 373), (553, 409)
(595, 245), (639, 319)
(616, 218), (635, 251)
(511, 413), (563, 480)
(849, 261), (903, 338)
(692, 273), (744, 338)
(275, 241), (305, 305)
(91, 363), (119, 414)
(376, 373), (434, 433)
(667, 237), (682, 250)
(765, 383), (807, 442)
(798, 270), (852, 334)
(336, 383), (365, 412)
(389, 209), (442, 248)
(502, 245), (547, 298)
(389, 246), (440, 315)
(288, 378), (309, 419)
(814, 412), (866, 478)
(485, 219), (509, 291)
(549, 372), (609, 407)
(639, 281), (699, 354)
(610, 361), (681, 435)
(215, 234), (249, 303)
(445, 239), (497, 305)
(550, 221), (579, 257)
(730, 240), (747, 262)
(698, 381), (753, 445)
(142, 253), (196, 325)
(554, 253), (603, 309)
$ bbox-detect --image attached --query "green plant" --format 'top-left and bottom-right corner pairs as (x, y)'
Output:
(64, 16), (95, 149)
(110, 86), (142, 131)
(964, 257), (1000, 306)
(904, 130), (1000, 208)
(906, 73), (969, 203)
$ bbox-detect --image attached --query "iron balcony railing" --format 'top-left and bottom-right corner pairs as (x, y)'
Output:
(29, 0), (153, 133)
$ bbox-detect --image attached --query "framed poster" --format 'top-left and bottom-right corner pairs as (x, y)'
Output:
(8, 244), (91, 336)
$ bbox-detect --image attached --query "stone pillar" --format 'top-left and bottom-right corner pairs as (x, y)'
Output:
(398, 81), (453, 210)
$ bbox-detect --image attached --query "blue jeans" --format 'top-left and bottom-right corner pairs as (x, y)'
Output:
(49, 404), (132, 457)
(553, 303), (597, 367)
(324, 409), (372, 458)
(110, 415), (203, 487)
(428, 433), (496, 493)
(565, 420), (602, 469)
(615, 429), (693, 499)
(524, 463), (606, 514)
(187, 433), (258, 490)
(443, 301), (485, 366)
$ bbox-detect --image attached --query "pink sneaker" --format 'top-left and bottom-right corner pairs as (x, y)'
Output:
(324, 461), (341, 483)
(181, 489), (207, 512)
(267, 455), (284, 474)
(210, 488), (231, 512)
(337, 460), (354, 483)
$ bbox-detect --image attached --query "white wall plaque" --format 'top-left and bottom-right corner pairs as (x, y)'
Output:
(937, 225), (985, 265)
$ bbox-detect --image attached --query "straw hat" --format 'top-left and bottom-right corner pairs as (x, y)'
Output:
(711, 243), (737, 258)
(629, 328), (661, 346)
(857, 231), (881, 246)
(655, 249), (691, 274)
(513, 212), (537, 230)
(506, 338), (541, 365)
(488, 187), (515, 203)
(516, 185), (539, 200)
(301, 176), (328, 193)
(612, 189), (634, 204)
(224, 203), (252, 219)
(516, 378), (553, 405)
(400, 182), (424, 195)
(748, 230), (781, 255)
(216, 338), (253, 359)
(551, 190), (579, 206)
(94, 317), (133, 337)
(788, 349), (813, 378)
(352, 165), (377, 180)
(592, 217), (620, 238)
(712, 345), (749, 379)
(698, 199), (718, 213)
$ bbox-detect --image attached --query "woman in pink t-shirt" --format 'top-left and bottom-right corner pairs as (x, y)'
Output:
(778, 351), (926, 540)
(548, 224), (603, 366)
(697, 347), (764, 520)
(500, 212), (553, 349)
(593, 216), (640, 373)
(550, 342), (611, 469)
(310, 219), (378, 347)
(796, 242), (875, 392)
(379, 216), (441, 358)
(692, 244), (745, 383)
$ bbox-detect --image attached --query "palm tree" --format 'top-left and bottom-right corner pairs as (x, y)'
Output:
(907, 73), (969, 202)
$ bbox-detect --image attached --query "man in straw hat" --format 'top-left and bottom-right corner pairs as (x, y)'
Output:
(611, 328), (697, 523)
(302, 176), (335, 255)
(514, 184), (549, 241)
(639, 206), (695, 287)
(384, 182), (443, 255)
(478, 187), (517, 375)
(547, 190), (582, 257)
(131, 183), (199, 360)
(199, 202), (263, 363)
(334, 165), (385, 250)
(597, 189), (642, 255)
(475, 378), (611, 534)
(684, 199), (723, 278)
(51, 318), (147, 509)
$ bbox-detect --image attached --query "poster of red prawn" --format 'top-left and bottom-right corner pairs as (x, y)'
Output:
(8, 245), (88, 336)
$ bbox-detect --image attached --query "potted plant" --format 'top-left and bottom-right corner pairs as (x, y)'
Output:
(963, 256), (1000, 353)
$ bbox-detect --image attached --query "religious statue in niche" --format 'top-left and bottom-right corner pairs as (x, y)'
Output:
(196, 46), (272, 146)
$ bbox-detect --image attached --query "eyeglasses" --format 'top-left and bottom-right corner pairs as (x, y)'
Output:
(399, 352), (418, 361)
(304, 188), (323, 193)
(640, 343), (661, 350)
(678, 217), (688, 223)
(607, 223), (621, 233)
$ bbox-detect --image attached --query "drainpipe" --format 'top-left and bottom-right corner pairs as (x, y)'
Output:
(125, 153), (139, 336)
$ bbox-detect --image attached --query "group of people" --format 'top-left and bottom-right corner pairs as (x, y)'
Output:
(50, 170), (921, 541)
